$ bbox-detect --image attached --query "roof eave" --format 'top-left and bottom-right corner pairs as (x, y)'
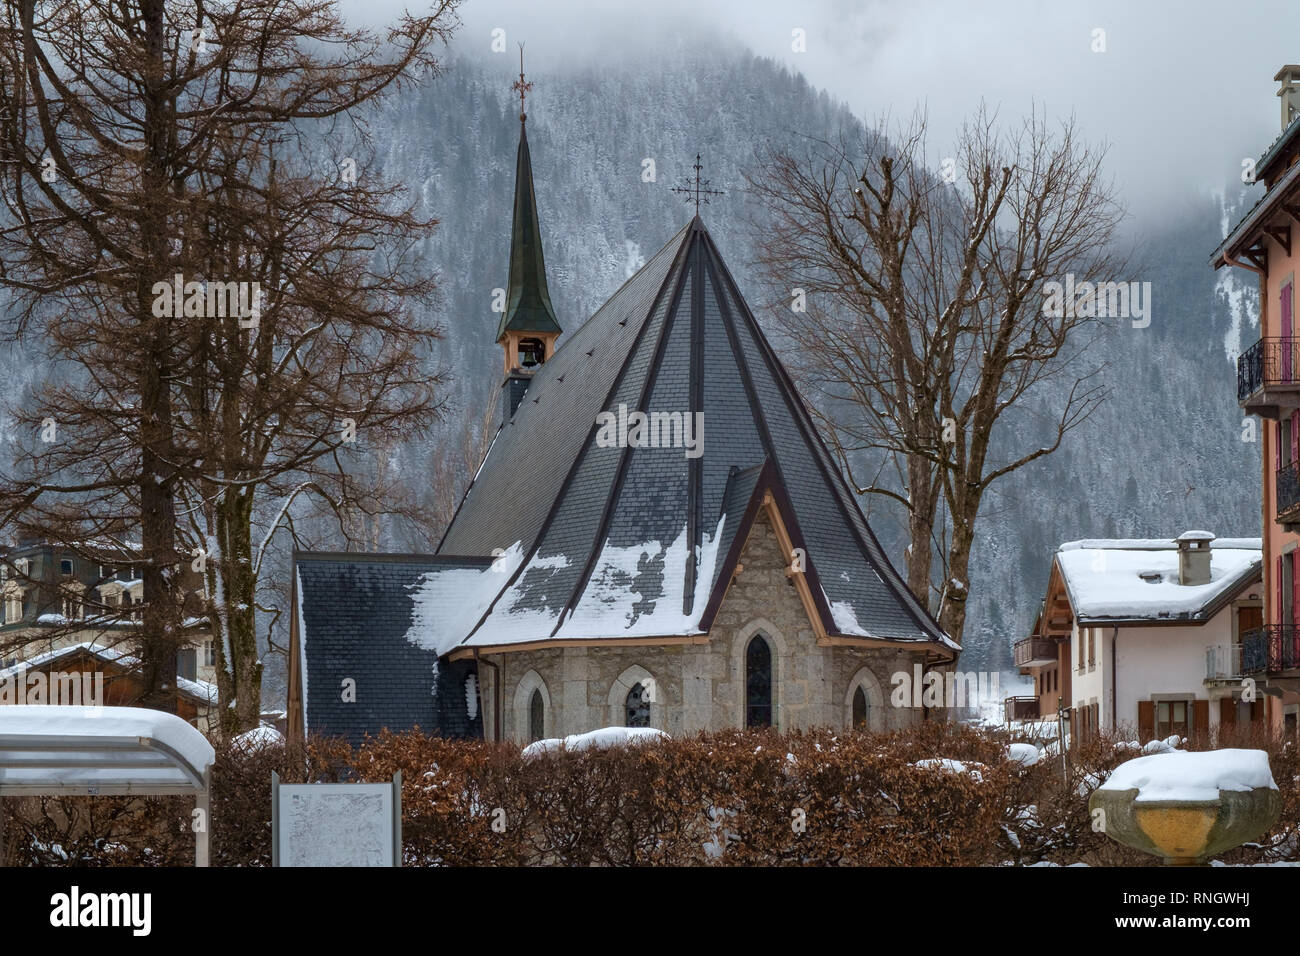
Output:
(1211, 159), (1300, 268)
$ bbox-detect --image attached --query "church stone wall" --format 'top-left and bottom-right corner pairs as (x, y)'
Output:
(490, 509), (931, 743)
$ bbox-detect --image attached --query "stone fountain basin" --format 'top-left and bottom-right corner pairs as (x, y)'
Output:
(1089, 784), (1280, 864)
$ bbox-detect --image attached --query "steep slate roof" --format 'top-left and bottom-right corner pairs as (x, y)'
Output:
(429, 217), (954, 654)
(496, 122), (561, 342)
(295, 554), (486, 743)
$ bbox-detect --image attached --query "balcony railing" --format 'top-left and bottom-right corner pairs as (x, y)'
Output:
(1206, 643), (1242, 681)
(1013, 636), (1057, 668)
(1242, 625), (1300, 675)
(1280, 464), (1300, 519)
(1238, 337), (1300, 402)
(1004, 696), (1039, 723)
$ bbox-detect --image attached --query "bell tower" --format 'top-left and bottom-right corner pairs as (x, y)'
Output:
(498, 50), (561, 406)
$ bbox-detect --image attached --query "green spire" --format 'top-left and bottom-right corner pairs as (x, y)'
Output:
(497, 118), (561, 343)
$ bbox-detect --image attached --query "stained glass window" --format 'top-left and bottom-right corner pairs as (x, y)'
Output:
(746, 636), (772, 728)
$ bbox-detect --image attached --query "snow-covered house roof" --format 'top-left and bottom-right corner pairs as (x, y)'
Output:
(0, 641), (216, 705)
(1055, 536), (1262, 624)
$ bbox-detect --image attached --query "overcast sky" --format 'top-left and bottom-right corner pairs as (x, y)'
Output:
(344, 0), (1300, 225)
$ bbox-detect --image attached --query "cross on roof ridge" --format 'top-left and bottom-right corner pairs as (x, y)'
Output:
(671, 154), (724, 213)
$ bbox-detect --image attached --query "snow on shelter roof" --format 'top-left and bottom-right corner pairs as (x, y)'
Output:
(1055, 537), (1262, 623)
(0, 705), (214, 795)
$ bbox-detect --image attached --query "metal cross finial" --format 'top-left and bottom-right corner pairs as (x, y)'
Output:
(511, 44), (533, 122)
(671, 154), (724, 213)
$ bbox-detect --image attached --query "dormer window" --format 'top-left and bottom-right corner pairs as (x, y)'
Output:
(60, 559), (73, 576)
(518, 337), (546, 368)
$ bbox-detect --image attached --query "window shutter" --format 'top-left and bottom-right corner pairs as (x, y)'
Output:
(1220, 697), (1236, 728)
(1138, 700), (1154, 740)
(1278, 423), (1283, 472)
(1193, 699), (1208, 737)
(1293, 551), (1300, 629)
(1292, 412), (1299, 464)
(1279, 556), (1285, 630)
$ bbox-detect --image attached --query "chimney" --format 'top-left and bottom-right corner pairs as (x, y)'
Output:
(1278, 66), (1300, 130)
(1175, 531), (1214, 586)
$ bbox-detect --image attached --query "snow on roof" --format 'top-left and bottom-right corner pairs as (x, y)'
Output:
(403, 542), (528, 656)
(0, 705), (214, 793)
(0, 641), (217, 705)
(550, 518), (724, 642)
(824, 586), (960, 651)
(406, 518), (727, 654)
(1099, 748), (1277, 803)
(1060, 537), (1259, 552)
(1176, 530), (1216, 542)
(1055, 538), (1261, 623)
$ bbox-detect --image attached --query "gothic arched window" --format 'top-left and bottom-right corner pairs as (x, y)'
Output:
(625, 682), (650, 727)
(529, 687), (544, 741)
(746, 635), (773, 728)
(852, 685), (868, 729)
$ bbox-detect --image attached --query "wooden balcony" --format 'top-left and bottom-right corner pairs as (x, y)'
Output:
(1013, 636), (1057, 668)
(1238, 337), (1300, 419)
(1003, 696), (1039, 722)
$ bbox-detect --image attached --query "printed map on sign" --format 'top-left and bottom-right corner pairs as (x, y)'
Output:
(279, 783), (395, 867)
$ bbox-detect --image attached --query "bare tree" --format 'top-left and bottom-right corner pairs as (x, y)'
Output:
(748, 108), (1127, 645)
(0, 0), (460, 725)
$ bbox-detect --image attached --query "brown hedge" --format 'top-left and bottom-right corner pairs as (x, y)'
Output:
(2, 722), (1296, 866)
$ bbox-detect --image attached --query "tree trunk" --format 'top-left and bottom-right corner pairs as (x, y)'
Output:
(136, 0), (181, 712)
(939, 508), (977, 647)
(215, 488), (262, 736)
(905, 457), (939, 609)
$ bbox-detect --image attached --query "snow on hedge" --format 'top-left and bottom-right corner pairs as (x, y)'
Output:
(1007, 743), (1040, 767)
(521, 726), (669, 759)
(232, 725), (284, 751)
(912, 758), (986, 782)
(1099, 748), (1277, 803)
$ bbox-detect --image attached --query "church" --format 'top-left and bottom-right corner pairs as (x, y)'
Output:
(287, 81), (958, 746)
